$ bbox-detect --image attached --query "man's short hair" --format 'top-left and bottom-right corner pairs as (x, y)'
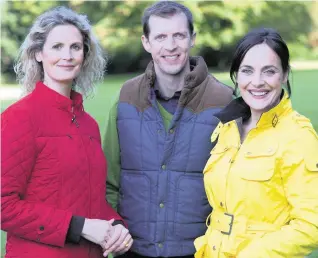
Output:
(142, 1), (194, 38)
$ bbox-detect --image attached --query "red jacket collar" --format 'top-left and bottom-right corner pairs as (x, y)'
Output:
(34, 81), (83, 112)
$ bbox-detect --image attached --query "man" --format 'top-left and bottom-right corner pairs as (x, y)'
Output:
(103, 1), (233, 257)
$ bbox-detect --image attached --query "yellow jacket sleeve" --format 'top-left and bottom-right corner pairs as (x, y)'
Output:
(238, 128), (318, 258)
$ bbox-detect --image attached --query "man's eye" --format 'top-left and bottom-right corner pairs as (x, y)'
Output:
(175, 33), (186, 39)
(156, 35), (166, 41)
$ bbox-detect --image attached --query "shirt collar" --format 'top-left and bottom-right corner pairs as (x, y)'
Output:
(153, 83), (182, 100)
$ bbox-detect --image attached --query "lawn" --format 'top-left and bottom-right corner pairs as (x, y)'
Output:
(1, 69), (318, 257)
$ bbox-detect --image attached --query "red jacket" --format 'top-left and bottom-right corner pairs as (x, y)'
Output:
(1, 82), (122, 258)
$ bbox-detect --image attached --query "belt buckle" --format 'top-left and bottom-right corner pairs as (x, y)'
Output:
(221, 212), (234, 235)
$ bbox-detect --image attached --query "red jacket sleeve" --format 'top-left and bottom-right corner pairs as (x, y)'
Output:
(1, 106), (73, 247)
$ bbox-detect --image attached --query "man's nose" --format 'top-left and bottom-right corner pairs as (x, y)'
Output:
(164, 36), (177, 51)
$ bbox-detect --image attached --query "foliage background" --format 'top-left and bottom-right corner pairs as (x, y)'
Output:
(1, 0), (318, 80)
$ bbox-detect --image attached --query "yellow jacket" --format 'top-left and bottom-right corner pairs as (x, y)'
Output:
(194, 93), (318, 258)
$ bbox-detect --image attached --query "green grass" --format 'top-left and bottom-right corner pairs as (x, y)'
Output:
(1, 70), (317, 132)
(1, 69), (318, 257)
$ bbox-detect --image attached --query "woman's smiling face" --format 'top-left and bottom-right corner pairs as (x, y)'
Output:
(237, 43), (288, 114)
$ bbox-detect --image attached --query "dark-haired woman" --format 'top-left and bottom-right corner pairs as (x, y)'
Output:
(194, 28), (318, 258)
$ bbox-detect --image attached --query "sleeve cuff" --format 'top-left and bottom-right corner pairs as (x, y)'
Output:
(112, 220), (125, 227)
(66, 215), (85, 244)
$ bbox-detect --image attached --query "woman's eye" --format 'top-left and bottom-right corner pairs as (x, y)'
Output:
(265, 70), (276, 75)
(242, 69), (253, 75)
(52, 44), (62, 50)
(72, 45), (81, 51)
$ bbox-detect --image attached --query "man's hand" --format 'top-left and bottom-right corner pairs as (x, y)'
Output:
(102, 224), (133, 257)
(81, 218), (114, 247)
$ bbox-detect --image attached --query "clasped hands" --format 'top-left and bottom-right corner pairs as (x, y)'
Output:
(81, 218), (133, 257)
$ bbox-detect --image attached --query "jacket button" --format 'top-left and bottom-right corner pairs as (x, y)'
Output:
(39, 226), (44, 231)
(316, 163), (318, 168)
(159, 203), (164, 208)
(158, 243), (163, 248)
(220, 202), (224, 207)
(213, 245), (216, 251)
(161, 164), (166, 170)
(169, 128), (174, 134)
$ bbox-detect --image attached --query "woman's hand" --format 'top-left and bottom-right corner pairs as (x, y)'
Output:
(102, 224), (133, 257)
(80, 218), (114, 247)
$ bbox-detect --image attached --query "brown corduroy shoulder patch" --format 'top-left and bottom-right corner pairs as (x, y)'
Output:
(119, 73), (152, 112)
(185, 74), (234, 113)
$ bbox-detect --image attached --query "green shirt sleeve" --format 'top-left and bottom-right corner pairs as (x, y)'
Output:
(103, 92), (121, 211)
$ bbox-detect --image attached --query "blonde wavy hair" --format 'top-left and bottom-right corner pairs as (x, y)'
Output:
(14, 6), (106, 97)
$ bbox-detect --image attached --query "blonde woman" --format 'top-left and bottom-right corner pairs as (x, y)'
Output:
(1, 6), (132, 258)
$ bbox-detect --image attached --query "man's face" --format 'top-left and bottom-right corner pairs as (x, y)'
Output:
(141, 12), (195, 76)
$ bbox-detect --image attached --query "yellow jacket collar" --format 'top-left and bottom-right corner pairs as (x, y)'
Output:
(257, 91), (292, 128)
(215, 90), (292, 129)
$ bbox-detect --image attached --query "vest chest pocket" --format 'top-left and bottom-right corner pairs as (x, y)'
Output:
(238, 143), (278, 181)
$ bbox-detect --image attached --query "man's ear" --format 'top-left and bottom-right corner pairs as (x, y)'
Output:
(35, 51), (42, 62)
(190, 32), (196, 48)
(141, 35), (151, 53)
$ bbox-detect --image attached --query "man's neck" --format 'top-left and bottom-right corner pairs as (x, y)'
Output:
(154, 62), (190, 99)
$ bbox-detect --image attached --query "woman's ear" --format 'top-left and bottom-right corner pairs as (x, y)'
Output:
(35, 51), (42, 63)
(282, 69), (289, 84)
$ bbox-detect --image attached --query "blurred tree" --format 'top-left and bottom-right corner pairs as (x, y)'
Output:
(308, 1), (318, 48)
(93, 1), (151, 72)
(244, 1), (314, 60)
(1, 1), (67, 80)
(0, 0), (316, 78)
(93, 1), (267, 70)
